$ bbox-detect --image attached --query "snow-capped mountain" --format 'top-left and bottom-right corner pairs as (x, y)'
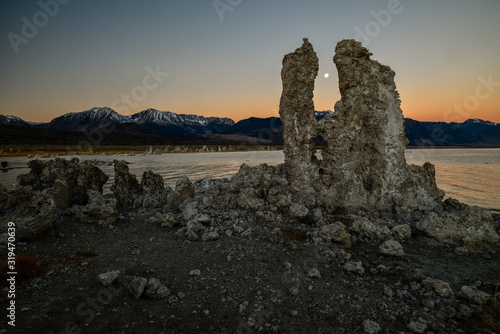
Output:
(463, 118), (498, 126)
(46, 107), (127, 131)
(34, 107), (235, 135)
(0, 114), (34, 127)
(129, 108), (235, 134)
(2, 109), (499, 147)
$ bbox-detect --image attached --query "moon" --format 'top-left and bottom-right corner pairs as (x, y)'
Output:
(324, 73), (329, 78)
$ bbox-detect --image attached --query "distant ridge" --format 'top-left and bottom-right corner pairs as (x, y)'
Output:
(1, 108), (499, 147)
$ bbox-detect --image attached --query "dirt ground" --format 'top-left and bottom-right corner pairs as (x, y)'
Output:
(3, 211), (499, 334)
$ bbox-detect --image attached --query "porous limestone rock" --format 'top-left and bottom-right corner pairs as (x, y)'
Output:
(98, 270), (121, 287)
(422, 277), (454, 298)
(134, 170), (170, 209)
(0, 188), (59, 240)
(18, 158), (109, 206)
(167, 176), (195, 212)
(49, 179), (71, 210)
(311, 222), (352, 247)
(278, 38), (319, 191)
(202, 228), (220, 241)
(318, 39), (444, 213)
(391, 224), (412, 240)
(343, 261), (365, 275)
(144, 277), (171, 298)
(128, 277), (147, 299)
(379, 239), (404, 257)
(160, 213), (179, 228)
(362, 319), (381, 334)
(111, 160), (140, 208)
(307, 268), (321, 278)
(407, 318), (427, 333)
(458, 285), (491, 305)
(351, 217), (391, 242)
(68, 190), (117, 225)
(416, 206), (500, 245)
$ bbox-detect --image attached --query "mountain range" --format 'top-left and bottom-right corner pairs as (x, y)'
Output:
(1, 107), (499, 147)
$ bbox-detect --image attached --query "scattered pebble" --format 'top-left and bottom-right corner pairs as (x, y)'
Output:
(308, 268), (321, 278)
(190, 269), (201, 276)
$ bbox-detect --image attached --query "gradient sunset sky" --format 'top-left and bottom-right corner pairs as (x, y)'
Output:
(1, 0), (499, 123)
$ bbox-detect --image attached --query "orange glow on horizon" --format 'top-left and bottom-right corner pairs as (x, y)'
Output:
(5, 87), (499, 124)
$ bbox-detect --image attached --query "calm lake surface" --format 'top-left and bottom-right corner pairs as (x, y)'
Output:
(1, 149), (499, 213)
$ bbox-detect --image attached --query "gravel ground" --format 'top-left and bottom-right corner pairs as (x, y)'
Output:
(4, 211), (499, 334)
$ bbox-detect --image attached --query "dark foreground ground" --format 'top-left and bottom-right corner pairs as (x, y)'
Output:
(2, 212), (499, 334)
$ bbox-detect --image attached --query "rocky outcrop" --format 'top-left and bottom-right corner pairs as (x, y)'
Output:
(318, 40), (443, 214)
(279, 38), (319, 191)
(0, 186), (59, 240)
(111, 160), (140, 208)
(134, 170), (171, 210)
(1, 158), (111, 241)
(2, 38), (498, 251)
(111, 161), (171, 210)
(17, 158), (109, 206)
(416, 204), (500, 245)
(67, 190), (117, 226)
(167, 177), (195, 212)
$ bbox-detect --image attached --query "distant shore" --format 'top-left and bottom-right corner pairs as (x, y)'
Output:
(0, 144), (284, 157)
(1, 144), (500, 157)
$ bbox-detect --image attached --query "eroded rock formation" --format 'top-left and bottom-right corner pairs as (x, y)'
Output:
(17, 158), (108, 206)
(0, 185), (59, 240)
(279, 38), (319, 191)
(134, 170), (171, 210)
(112, 160), (140, 208)
(1, 38), (498, 249)
(317, 40), (444, 215)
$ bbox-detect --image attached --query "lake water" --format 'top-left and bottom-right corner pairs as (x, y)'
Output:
(1, 149), (499, 213)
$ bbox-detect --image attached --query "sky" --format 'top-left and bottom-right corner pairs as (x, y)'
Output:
(0, 0), (499, 123)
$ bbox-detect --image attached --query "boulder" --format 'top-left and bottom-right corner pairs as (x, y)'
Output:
(422, 278), (454, 298)
(379, 239), (404, 257)
(134, 170), (170, 209)
(67, 190), (117, 225)
(17, 158), (108, 206)
(98, 270), (121, 287)
(311, 222), (352, 247)
(351, 217), (391, 241)
(458, 285), (491, 305)
(0, 185), (59, 241)
(416, 207), (500, 245)
(111, 160), (140, 209)
(167, 177), (195, 212)
(144, 277), (171, 298)
(127, 277), (147, 299)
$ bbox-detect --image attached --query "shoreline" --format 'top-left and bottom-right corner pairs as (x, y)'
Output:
(1, 144), (499, 157)
(0, 144), (284, 157)
(1, 157), (499, 333)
